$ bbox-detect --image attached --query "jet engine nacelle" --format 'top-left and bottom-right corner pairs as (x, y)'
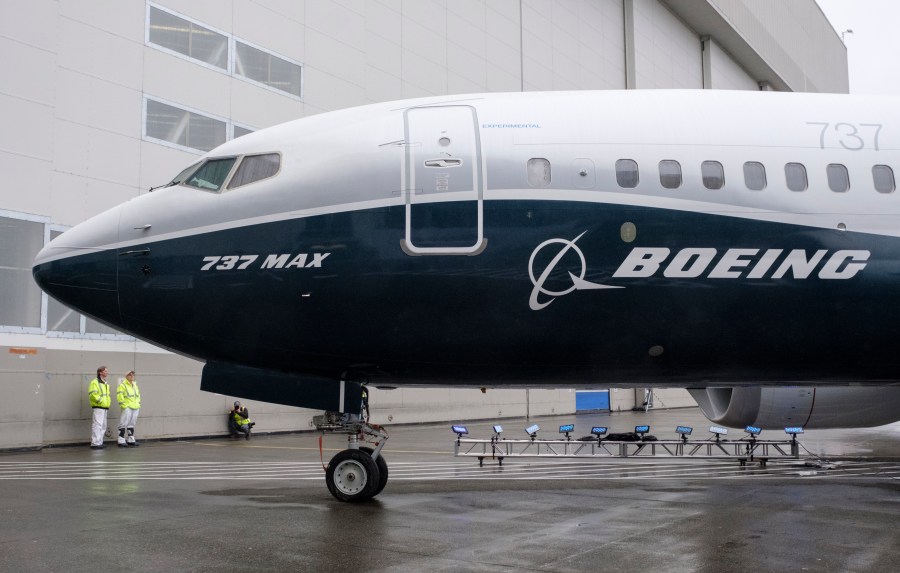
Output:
(687, 387), (900, 430)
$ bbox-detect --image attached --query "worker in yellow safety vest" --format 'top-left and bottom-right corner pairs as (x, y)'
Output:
(229, 401), (254, 440)
(88, 366), (111, 449)
(116, 370), (142, 447)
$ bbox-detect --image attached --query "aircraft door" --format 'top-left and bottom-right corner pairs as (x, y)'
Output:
(402, 105), (485, 255)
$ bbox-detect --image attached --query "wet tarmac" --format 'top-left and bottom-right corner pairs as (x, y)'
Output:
(1, 407), (898, 573)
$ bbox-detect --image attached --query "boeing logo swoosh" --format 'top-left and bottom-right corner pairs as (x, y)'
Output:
(528, 231), (623, 311)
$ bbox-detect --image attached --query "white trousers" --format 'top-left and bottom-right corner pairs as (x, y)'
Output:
(91, 408), (108, 446)
(117, 408), (140, 444)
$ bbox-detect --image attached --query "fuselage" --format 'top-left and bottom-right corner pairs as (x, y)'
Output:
(32, 89), (900, 388)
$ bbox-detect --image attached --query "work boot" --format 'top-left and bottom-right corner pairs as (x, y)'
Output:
(245, 432), (251, 440)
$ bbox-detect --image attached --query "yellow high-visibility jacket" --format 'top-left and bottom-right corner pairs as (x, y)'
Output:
(117, 380), (141, 410)
(88, 378), (111, 409)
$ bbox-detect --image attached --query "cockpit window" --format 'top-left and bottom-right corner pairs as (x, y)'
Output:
(227, 153), (281, 190)
(167, 161), (201, 187)
(185, 157), (237, 191)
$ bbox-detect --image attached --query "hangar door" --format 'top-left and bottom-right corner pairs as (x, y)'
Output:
(576, 390), (610, 412)
(402, 105), (485, 255)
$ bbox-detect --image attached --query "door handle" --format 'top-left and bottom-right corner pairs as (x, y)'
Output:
(133, 224), (152, 230)
(424, 158), (462, 168)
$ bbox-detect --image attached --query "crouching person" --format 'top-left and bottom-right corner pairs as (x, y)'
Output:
(229, 401), (254, 440)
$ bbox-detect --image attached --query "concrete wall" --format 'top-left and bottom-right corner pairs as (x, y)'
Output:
(0, 344), (574, 448)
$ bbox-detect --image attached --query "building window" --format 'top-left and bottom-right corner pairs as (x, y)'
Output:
(784, 163), (808, 192)
(827, 163), (850, 193)
(228, 154), (281, 189)
(148, 5), (228, 70)
(0, 215), (45, 330)
(233, 125), (255, 139)
(235, 41), (302, 97)
(701, 161), (724, 190)
(145, 99), (227, 152)
(616, 159), (639, 188)
(658, 160), (682, 189)
(45, 229), (82, 333)
(873, 165), (895, 193)
(743, 162), (767, 191)
(146, 3), (303, 100)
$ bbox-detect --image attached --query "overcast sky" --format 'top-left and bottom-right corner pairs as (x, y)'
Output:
(815, 0), (900, 95)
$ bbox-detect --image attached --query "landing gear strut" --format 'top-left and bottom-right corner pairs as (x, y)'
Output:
(315, 412), (389, 502)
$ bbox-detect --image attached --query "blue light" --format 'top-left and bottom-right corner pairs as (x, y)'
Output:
(785, 426), (804, 435)
(492, 425), (503, 434)
(635, 425), (650, 434)
(559, 424), (575, 433)
(709, 425), (728, 435)
(675, 426), (693, 435)
(525, 424), (540, 435)
(591, 426), (608, 435)
(451, 425), (469, 435)
(745, 425), (762, 435)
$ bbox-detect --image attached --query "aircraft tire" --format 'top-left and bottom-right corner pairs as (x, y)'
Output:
(326, 449), (381, 502)
(359, 446), (389, 496)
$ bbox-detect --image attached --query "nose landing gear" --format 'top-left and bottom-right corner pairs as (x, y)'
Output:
(316, 412), (389, 502)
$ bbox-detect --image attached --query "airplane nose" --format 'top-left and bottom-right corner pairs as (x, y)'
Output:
(32, 205), (122, 327)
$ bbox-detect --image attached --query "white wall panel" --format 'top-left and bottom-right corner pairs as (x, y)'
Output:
(485, 5), (520, 51)
(302, 67), (367, 112)
(252, 0), (306, 25)
(401, 0), (446, 36)
(403, 15), (447, 67)
(709, 39), (758, 91)
(143, 49), (232, 119)
(230, 79), (304, 129)
(447, 43), (487, 87)
(366, 31), (403, 79)
(366, 65), (404, 103)
(0, 0), (58, 51)
(447, 12), (486, 58)
(59, 0), (145, 43)
(0, 95), (52, 162)
(401, 48), (446, 96)
(1, 37), (55, 106)
(448, 0), (487, 28)
(487, 63), (523, 93)
(0, 153), (52, 217)
(56, 16), (144, 91)
(366, 1), (402, 42)
(632, 0), (702, 89)
(305, 28), (366, 89)
(234, 1), (307, 63)
(305, 0), (365, 53)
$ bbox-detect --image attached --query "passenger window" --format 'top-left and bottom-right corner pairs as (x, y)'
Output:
(873, 165), (895, 193)
(743, 162), (766, 191)
(228, 153), (281, 190)
(185, 158), (237, 191)
(527, 158), (551, 188)
(701, 161), (724, 190)
(616, 159), (639, 188)
(658, 160), (682, 189)
(827, 163), (850, 192)
(784, 163), (808, 192)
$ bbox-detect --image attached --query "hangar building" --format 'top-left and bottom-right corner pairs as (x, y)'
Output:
(0, 0), (847, 448)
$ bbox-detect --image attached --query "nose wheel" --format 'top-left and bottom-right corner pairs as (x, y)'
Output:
(326, 449), (380, 502)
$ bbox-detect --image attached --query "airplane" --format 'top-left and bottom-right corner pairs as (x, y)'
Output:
(32, 89), (900, 501)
